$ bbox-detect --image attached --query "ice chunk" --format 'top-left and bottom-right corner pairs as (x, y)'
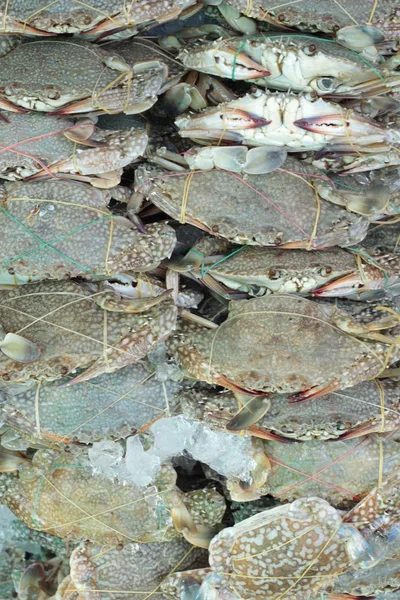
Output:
(125, 436), (161, 487)
(152, 414), (193, 460)
(88, 440), (124, 480)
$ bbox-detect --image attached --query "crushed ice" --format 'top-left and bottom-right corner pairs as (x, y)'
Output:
(89, 415), (256, 486)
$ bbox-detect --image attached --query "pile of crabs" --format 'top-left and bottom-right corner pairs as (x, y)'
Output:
(1, 1), (400, 599)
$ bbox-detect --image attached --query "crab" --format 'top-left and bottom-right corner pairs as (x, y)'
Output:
(261, 434), (400, 507)
(0, 38), (168, 115)
(0, 360), (181, 446)
(172, 240), (400, 298)
(161, 496), (381, 600)
(0, 0), (198, 38)
(0, 111), (149, 187)
(180, 378), (400, 441)
(0, 179), (177, 286)
(178, 35), (400, 98)
(0, 278), (178, 386)
(136, 158), (371, 249)
(1, 447), (226, 548)
(219, 0), (400, 40)
(176, 89), (400, 156)
(63, 537), (208, 600)
(169, 294), (400, 402)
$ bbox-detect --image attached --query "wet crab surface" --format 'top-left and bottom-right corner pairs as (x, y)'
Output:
(0, 4), (400, 600)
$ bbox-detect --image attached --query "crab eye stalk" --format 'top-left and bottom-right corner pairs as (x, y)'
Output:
(317, 266), (333, 277)
(315, 77), (339, 92)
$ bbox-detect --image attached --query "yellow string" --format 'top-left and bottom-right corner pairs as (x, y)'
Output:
(180, 172), (194, 224)
(373, 305), (400, 377)
(342, 108), (363, 156)
(307, 187), (321, 250)
(73, 0), (119, 25)
(7, 197), (109, 216)
(23, 0), (62, 31)
(105, 217), (114, 275)
(276, 170), (321, 249)
(2, 0), (10, 31)
(244, 0), (253, 16)
(377, 439), (384, 488)
(34, 380), (42, 439)
(367, 0), (379, 23)
(374, 379), (386, 433)
(277, 522), (344, 599)
(356, 253), (369, 286)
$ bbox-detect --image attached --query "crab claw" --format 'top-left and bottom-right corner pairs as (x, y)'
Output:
(294, 112), (387, 140)
(176, 108), (271, 142)
(289, 381), (340, 403)
(313, 273), (366, 298)
(0, 98), (29, 114)
(179, 42), (271, 81)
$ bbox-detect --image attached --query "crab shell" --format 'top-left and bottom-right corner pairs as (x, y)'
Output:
(178, 35), (399, 98)
(0, 279), (178, 385)
(0, 179), (176, 286)
(136, 160), (369, 249)
(0, 361), (180, 445)
(163, 497), (352, 600)
(180, 378), (400, 441)
(0, 38), (168, 115)
(224, 0), (399, 38)
(170, 294), (396, 399)
(0, 0), (197, 38)
(2, 448), (225, 546)
(262, 435), (400, 507)
(69, 538), (208, 600)
(0, 112), (149, 186)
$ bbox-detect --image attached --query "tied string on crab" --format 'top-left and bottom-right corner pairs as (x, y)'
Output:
(138, 166), (333, 249)
(30, 461), (178, 546)
(229, 33), (388, 87)
(0, 120), (107, 181)
(0, 195), (116, 277)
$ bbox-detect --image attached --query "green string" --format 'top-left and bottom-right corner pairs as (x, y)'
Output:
(201, 244), (248, 277)
(2, 215), (112, 270)
(230, 33), (386, 83)
(0, 206), (113, 274)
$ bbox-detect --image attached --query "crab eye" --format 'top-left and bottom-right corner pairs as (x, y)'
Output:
(46, 87), (61, 100)
(304, 43), (317, 56)
(315, 77), (339, 92)
(317, 266), (333, 277)
(268, 268), (286, 280)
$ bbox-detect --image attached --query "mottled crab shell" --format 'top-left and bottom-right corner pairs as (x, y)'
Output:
(69, 538), (208, 600)
(171, 295), (394, 396)
(136, 160), (369, 248)
(2, 448), (223, 546)
(2, 449), (175, 544)
(180, 379), (400, 441)
(207, 247), (359, 295)
(263, 435), (400, 507)
(0, 179), (176, 284)
(225, 0), (399, 37)
(0, 361), (180, 445)
(163, 497), (350, 600)
(0, 39), (166, 113)
(0, 279), (178, 385)
(0, 111), (149, 182)
(0, 0), (196, 37)
(179, 35), (393, 96)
